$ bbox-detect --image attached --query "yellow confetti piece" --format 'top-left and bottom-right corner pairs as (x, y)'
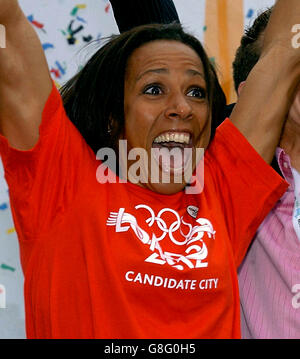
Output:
(54, 80), (62, 89)
(6, 227), (15, 234)
(76, 4), (87, 9)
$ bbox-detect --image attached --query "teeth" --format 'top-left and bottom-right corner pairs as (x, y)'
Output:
(154, 133), (190, 145)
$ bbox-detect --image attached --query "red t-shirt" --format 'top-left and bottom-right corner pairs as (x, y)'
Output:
(0, 83), (288, 339)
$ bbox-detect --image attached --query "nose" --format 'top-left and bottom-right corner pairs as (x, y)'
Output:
(164, 92), (192, 120)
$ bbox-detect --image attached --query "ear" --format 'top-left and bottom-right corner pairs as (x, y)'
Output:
(109, 115), (124, 141)
(108, 115), (118, 134)
(237, 81), (246, 97)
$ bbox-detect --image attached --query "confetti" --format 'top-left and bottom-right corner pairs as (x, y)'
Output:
(6, 227), (15, 235)
(27, 14), (46, 33)
(70, 7), (79, 16)
(246, 9), (254, 18)
(76, 16), (87, 24)
(50, 68), (61, 78)
(0, 203), (8, 210)
(55, 61), (66, 76)
(68, 20), (84, 36)
(0, 285), (5, 309)
(54, 81), (62, 89)
(0, 263), (16, 272)
(209, 57), (216, 66)
(67, 37), (77, 45)
(71, 4), (87, 16)
(66, 19), (84, 45)
(82, 34), (93, 43)
(42, 43), (55, 51)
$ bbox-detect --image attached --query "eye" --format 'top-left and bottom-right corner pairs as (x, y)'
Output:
(143, 84), (163, 96)
(186, 87), (206, 99)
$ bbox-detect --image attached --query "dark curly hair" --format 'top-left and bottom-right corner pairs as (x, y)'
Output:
(232, 7), (273, 92)
(60, 23), (226, 154)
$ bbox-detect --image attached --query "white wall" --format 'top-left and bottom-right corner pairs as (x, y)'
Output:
(0, 0), (275, 338)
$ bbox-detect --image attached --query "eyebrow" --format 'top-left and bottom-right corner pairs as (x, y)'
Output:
(137, 68), (168, 81)
(136, 68), (205, 81)
(186, 69), (205, 79)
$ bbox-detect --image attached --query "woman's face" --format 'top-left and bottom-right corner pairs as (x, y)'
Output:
(122, 40), (211, 194)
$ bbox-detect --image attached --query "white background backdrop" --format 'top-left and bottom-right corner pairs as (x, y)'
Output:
(0, 0), (275, 338)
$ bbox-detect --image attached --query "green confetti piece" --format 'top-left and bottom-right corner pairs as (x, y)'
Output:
(209, 57), (216, 66)
(203, 25), (207, 32)
(0, 263), (16, 272)
(70, 7), (79, 16)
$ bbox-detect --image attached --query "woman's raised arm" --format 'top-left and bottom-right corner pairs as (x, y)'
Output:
(0, 0), (52, 150)
(230, 0), (300, 163)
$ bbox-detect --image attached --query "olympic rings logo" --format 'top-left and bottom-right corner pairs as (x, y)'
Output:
(107, 204), (216, 270)
(135, 204), (215, 246)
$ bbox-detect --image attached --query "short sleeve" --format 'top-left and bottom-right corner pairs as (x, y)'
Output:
(205, 119), (289, 267)
(0, 82), (94, 240)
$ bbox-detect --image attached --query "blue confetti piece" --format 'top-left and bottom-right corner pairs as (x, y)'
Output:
(246, 9), (254, 18)
(42, 43), (55, 51)
(76, 16), (87, 24)
(55, 61), (66, 76)
(96, 32), (102, 42)
(0, 203), (8, 210)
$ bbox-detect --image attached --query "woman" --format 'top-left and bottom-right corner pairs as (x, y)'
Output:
(0, 0), (298, 338)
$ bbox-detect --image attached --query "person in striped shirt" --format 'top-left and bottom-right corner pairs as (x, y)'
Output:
(234, 8), (300, 339)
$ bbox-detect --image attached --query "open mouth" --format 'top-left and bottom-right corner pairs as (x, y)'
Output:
(152, 131), (193, 174)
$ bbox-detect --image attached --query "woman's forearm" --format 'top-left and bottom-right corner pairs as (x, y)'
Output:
(230, 0), (300, 164)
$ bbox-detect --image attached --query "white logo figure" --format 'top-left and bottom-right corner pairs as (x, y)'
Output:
(107, 205), (215, 270)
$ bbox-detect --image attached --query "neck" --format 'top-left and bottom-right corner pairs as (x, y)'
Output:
(280, 118), (300, 172)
